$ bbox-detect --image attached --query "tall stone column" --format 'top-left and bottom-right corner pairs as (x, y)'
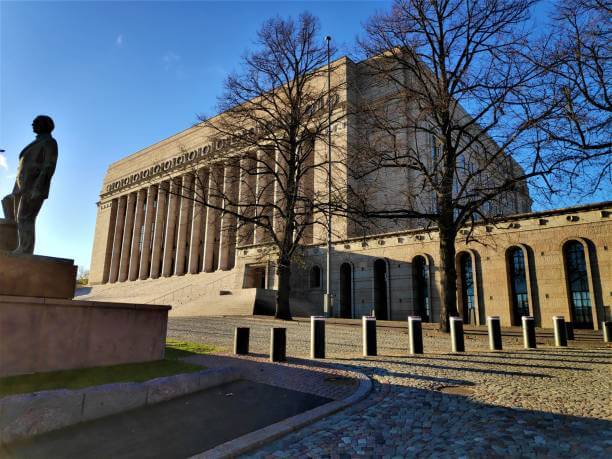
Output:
(162, 177), (181, 277)
(108, 195), (127, 283)
(128, 189), (147, 281)
(149, 182), (168, 279)
(101, 198), (118, 283)
(219, 163), (239, 270)
(139, 185), (157, 279)
(273, 148), (288, 239)
(118, 192), (137, 282)
(237, 155), (256, 247)
(189, 168), (209, 274)
(175, 173), (194, 276)
(255, 147), (274, 244)
(203, 165), (223, 272)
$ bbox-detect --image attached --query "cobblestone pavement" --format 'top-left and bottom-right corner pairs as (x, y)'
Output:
(168, 317), (612, 458)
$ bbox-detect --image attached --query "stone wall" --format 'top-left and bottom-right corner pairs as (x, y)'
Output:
(0, 297), (170, 377)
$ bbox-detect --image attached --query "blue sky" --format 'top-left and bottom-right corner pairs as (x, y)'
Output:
(0, 0), (390, 269)
(0, 1), (608, 270)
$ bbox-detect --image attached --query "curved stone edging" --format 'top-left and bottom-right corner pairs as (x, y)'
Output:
(0, 367), (241, 445)
(191, 370), (372, 459)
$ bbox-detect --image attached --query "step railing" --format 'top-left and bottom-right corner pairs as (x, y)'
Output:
(147, 271), (236, 305)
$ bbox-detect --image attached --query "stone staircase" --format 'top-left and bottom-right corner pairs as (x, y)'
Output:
(77, 270), (258, 316)
(77, 270), (321, 318)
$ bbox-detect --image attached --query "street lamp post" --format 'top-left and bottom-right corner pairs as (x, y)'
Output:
(324, 35), (333, 318)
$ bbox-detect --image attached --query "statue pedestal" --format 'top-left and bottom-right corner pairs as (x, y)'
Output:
(0, 218), (17, 251)
(0, 252), (77, 299)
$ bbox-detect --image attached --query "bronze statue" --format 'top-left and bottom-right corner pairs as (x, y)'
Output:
(1, 115), (58, 254)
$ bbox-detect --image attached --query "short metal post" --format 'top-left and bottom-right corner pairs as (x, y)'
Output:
(408, 316), (423, 354)
(522, 316), (536, 349)
(487, 316), (503, 351)
(234, 327), (250, 355)
(270, 327), (286, 362)
(310, 316), (326, 359)
(362, 316), (377, 356)
(553, 316), (567, 347)
(450, 317), (465, 352)
(565, 322), (575, 340)
(603, 321), (612, 343)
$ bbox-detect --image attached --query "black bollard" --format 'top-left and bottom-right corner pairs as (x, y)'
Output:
(408, 316), (423, 355)
(553, 316), (568, 347)
(234, 327), (250, 355)
(487, 316), (503, 351)
(270, 327), (286, 362)
(362, 316), (377, 356)
(522, 316), (537, 349)
(450, 317), (465, 352)
(310, 316), (326, 359)
(603, 321), (612, 343)
(565, 322), (575, 340)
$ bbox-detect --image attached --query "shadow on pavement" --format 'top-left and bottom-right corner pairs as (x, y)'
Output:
(1, 380), (331, 459)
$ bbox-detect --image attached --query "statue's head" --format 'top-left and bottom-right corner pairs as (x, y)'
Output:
(32, 115), (55, 135)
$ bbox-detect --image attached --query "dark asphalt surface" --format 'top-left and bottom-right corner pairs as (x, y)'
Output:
(2, 380), (331, 459)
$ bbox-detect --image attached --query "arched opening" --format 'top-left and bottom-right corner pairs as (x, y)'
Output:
(309, 265), (321, 288)
(373, 259), (388, 320)
(412, 256), (430, 322)
(339, 262), (352, 318)
(459, 252), (476, 324)
(508, 247), (529, 325)
(563, 241), (593, 329)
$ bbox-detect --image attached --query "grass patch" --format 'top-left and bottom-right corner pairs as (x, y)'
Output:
(0, 340), (217, 397)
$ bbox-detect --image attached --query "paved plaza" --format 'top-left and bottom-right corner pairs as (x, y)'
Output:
(168, 316), (612, 458)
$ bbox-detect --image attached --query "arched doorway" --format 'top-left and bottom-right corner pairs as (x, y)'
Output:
(339, 262), (352, 318)
(507, 247), (529, 325)
(563, 241), (593, 329)
(412, 256), (430, 322)
(373, 259), (388, 320)
(459, 252), (476, 324)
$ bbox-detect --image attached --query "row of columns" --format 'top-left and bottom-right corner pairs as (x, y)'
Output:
(102, 165), (241, 284)
(101, 145), (316, 284)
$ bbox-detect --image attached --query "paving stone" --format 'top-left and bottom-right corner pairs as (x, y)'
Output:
(168, 317), (612, 458)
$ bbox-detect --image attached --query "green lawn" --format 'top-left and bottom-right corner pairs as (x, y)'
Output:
(0, 340), (217, 397)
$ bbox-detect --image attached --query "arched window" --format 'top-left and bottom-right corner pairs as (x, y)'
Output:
(508, 247), (529, 325)
(412, 256), (430, 322)
(339, 263), (353, 318)
(459, 252), (476, 324)
(309, 265), (321, 288)
(563, 241), (593, 328)
(373, 259), (388, 320)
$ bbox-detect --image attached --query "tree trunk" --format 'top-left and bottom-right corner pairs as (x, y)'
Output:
(275, 256), (292, 320)
(438, 219), (458, 332)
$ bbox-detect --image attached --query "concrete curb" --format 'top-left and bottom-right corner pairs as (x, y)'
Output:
(0, 367), (241, 445)
(191, 370), (372, 459)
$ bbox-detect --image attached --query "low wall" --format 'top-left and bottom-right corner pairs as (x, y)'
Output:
(0, 367), (241, 444)
(0, 296), (170, 377)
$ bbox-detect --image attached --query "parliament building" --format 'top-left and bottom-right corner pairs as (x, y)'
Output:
(85, 55), (612, 330)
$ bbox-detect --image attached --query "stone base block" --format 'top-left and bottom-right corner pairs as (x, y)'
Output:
(0, 218), (17, 252)
(0, 252), (77, 299)
(0, 296), (171, 377)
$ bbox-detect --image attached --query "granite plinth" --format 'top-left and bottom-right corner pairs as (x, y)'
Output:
(0, 253), (77, 299)
(0, 219), (17, 252)
(0, 296), (171, 377)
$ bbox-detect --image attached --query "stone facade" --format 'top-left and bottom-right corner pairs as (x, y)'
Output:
(88, 54), (609, 329)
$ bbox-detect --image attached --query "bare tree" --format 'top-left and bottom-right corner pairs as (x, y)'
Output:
(352, 0), (555, 331)
(537, 0), (611, 193)
(167, 13), (345, 319)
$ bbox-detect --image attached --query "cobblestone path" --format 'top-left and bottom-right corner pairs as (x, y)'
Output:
(168, 317), (612, 458)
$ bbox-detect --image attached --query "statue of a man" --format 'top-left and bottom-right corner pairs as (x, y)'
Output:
(1, 115), (58, 254)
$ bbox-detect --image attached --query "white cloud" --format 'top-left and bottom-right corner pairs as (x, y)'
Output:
(116, 34), (124, 47)
(0, 153), (7, 170)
